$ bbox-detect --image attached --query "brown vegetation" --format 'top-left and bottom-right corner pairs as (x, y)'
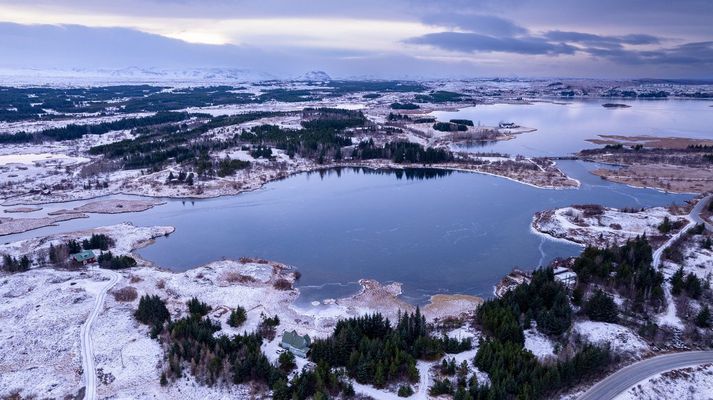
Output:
(273, 278), (293, 290)
(113, 286), (138, 302)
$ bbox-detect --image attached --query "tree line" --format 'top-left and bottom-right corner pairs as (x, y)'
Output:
(351, 139), (453, 164)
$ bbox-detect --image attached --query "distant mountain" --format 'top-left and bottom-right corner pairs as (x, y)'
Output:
(0, 67), (277, 85)
(295, 71), (332, 82)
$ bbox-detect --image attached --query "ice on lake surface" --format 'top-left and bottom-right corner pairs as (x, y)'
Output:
(4, 162), (692, 304)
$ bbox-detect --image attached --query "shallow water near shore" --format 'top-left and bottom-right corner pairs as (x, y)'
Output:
(432, 99), (713, 157)
(3, 162), (692, 304)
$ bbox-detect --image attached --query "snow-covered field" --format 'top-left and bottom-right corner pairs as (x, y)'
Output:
(573, 320), (650, 357)
(524, 327), (556, 360)
(533, 205), (680, 247)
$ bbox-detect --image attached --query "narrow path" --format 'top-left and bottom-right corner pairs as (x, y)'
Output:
(80, 267), (120, 400)
(578, 351), (713, 400)
(415, 361), (431, 399)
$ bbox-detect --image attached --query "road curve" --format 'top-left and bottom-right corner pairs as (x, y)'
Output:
(690, 194), (713, 232)
(80, 268), (120, 400)
(579, 351), (713, 400)
(654, 194), (712, 328)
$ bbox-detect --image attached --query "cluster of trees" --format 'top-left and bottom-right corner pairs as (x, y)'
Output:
(216, 156), (250, 177)
(249, 145), (273, 159)
(48, 238), (89, 266)
(257, 314), (281, 340)
(82, 234), (114, 251)
(478, 268), (573, 344)
(301, 108), (367, 131)
(415, 91), (466, 103)
(474, 268), (612, 399)
(475, 340), (610, 399)
(228, 306), (247, 327)
(166, 170), (195, 185)
(387, 113), (411, 121)
(573, 237), (664, 311)
(390, 102), (420, 110)
(1, 112), (188, 144)
(89, 112), (276, 173)
(122, 86), (255, 113)
(450, 119), (474, 126)
(427, 358), (488, 399)
(433, 122), (468, 132)
(351, 139), (453, 164)
(670, 267), (706, 299)
(97, 251), (137, 269)
(583, 289), (619, 323)
(240, 124), (352, 162)
(310, 310), (471, 388)
(697, 306), (711, 328)
(135, 294), (171, 337)
(2, 254), (31, 272)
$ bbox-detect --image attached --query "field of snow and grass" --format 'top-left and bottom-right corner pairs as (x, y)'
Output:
(572, 320), (650, 358)
(532, 205), (685, 247)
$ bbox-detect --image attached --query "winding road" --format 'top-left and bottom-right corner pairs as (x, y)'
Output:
(654, 194), (712, 328)
(80, 268), (120, 400)
(578, 351), (713, 400)
(580, 195), (713, 399)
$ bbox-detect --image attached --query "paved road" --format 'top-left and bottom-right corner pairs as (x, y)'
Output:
(579, 351), (713, 400)
(690, 194), (713, 232)
(654, 194), (712, 327)
(80, 268), (120, 400)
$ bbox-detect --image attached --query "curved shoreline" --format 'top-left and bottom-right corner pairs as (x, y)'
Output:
(1, 159), (580, 207)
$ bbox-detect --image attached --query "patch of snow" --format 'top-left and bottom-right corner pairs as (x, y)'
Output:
(573, 320), (650, 357)
(524, 328), (556, 360)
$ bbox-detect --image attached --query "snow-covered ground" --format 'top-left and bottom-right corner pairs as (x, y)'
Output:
(572, 320), (650, 357)
(614, 363), (713, 400)
(533, 205), (681, 247)
(524, 327), (556, 360)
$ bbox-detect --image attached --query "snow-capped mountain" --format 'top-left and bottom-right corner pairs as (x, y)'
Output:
(0, 67), (277, 85)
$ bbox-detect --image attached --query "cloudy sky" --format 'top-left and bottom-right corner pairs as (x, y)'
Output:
(1, 0), (711, 78)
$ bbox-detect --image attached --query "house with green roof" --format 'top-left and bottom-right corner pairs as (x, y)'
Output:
(279, 330), (311, 358)
(69, 250), (96, 265)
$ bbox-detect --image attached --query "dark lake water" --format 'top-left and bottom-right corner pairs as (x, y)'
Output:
(431, 99), (713, 157)
(4, 161), (692, 304)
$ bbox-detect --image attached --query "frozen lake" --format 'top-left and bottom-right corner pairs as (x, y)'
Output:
(3, 161), (692, 304)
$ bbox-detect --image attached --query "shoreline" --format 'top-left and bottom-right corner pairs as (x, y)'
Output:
(1, 158), (580, 207)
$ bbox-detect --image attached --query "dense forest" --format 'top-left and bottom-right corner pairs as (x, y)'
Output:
(310, 310), (471, 388)
(572, 236), (664, 311)
(88, 111), (278, 172)
(351, 139), (453, 164)
(473, 268), (611, 399)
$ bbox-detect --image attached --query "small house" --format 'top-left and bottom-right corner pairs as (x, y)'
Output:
(69, 250), (96, 265)
(280, 330), (311, 358)
(553, 266), (577, 288)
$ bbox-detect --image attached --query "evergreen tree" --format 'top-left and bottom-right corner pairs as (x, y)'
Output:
(696, 305), (711, 328)
(584, 289), (619, 323)
(227, 306), (247, 327)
